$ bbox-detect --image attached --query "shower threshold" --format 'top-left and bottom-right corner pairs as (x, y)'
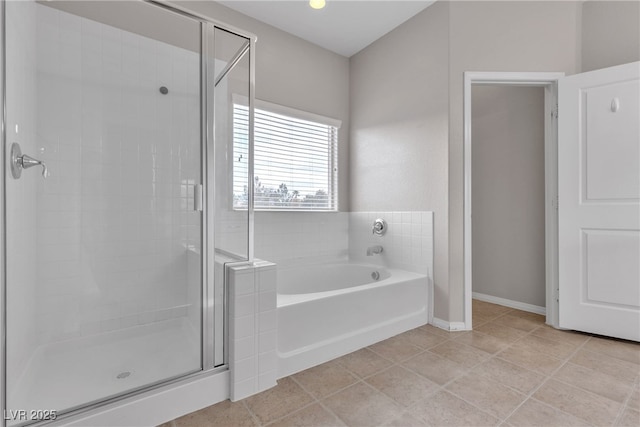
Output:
(8, 317), (200, 422)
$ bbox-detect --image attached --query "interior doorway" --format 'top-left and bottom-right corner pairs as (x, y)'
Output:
(471, 85), (546, 314)
(463, 72), (565, 330)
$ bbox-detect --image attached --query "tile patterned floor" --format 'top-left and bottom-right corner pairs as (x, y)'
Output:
(161, 300), (640, 426)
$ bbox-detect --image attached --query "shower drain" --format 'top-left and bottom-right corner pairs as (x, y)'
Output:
(116, 371), (131, 379)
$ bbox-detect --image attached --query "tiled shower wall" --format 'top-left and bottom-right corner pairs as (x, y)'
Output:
(34, 5), (201, 344)
(5, 0), (39, 391)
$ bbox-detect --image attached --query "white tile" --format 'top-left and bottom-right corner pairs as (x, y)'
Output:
(257, 369), (278, 392)
(258, 309), (277, 333)
(233, 336), (255, 361)
(258, 291), (277, 312)
(257, 267), (277, 292)
(232, 356), (256, 383)
(258, 330), (277, 353)
(258, 350), (277, 373)
(231, 271), (255, 296)
(258, 371), (278, 393)
(232, 315), (254, 339)
(231, 378), (257, 402)
(234, 294), (255, 318)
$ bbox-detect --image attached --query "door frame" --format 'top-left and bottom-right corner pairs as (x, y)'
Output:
(463, 71), (565, 330)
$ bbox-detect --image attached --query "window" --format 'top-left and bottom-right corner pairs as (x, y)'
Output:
(233, 100), (340, 211)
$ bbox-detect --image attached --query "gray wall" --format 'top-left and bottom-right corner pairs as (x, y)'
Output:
(349, 2), (450, 319)
(582, 1), (640, 72)
(446, 1), (581, 321)
(173, 1), (352, 210)
(471, 86), (546, 308)
(350, 1), (581, 322)
(351, 0), (639, 323)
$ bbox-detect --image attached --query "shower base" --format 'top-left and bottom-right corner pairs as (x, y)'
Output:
(8, 317), (200, 422)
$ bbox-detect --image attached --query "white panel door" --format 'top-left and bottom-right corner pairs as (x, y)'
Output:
(558, 61), (640, 341)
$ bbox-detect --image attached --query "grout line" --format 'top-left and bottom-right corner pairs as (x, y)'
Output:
(262, 400), (320, 427)
(613, 383), (634, 427)
(337, 347), (405, 380)
(401, 374), (498, 425)
(241, 309), (635, 427)
(313, 397), (347, 427)
(413, 319), (583, 425)
(436, 363), (520, 423)
(497, 334), (595, 425)
(286, 331), (455, 425)
(286, 371), (348, 426)
(288, 374), (322, 402)
(618, 379), (640, 425)
(364, 344), (426, 367)
(458, 303), (637, 426)
(399, 342), (502, 423)
(241, 399), (262, 426)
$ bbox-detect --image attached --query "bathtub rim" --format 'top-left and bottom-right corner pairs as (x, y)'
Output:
(277, 264), (427, 307)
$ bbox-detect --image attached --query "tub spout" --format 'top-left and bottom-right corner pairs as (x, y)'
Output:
(366, 245), (383, 256)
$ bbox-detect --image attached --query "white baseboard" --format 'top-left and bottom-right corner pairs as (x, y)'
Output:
(472, 292), (546, 315)
(449, 321), (468, 331)
(431, 317), (471, 332)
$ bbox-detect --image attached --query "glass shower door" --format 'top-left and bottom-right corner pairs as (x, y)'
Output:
(3, 1), (203, 423)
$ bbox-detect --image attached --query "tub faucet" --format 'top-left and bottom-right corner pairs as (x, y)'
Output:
(366, 245), (383, 256)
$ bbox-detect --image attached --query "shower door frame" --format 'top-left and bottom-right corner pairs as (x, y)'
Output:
(0, 0), (256, 425)
(0, 1), (7, 422)
(149, 0), (256, 372)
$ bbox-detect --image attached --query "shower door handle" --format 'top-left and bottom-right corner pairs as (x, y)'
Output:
(194, 184), (203, 211)
(10, 142), (48, 179)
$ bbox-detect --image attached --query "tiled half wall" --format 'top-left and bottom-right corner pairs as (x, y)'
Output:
(228, 260), (278, 401)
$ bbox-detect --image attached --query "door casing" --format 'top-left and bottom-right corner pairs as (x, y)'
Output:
(463, 71), (565, 330)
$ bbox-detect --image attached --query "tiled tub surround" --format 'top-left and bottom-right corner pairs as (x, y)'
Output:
(349, 211), (434, 275)
(253, 212), (349, 264)
(251, 211), (432, 272)
(163, 300), (640, 427)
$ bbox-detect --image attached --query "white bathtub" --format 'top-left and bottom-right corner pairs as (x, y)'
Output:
(277, 262), (429, 378)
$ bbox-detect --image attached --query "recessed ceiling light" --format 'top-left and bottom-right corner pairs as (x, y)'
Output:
(309, 0), (326, 10)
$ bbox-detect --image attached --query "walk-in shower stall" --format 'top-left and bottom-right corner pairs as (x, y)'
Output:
(1, 0), (254, 424)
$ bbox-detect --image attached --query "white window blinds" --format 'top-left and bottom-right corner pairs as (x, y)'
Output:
(233, 101), (339, 211)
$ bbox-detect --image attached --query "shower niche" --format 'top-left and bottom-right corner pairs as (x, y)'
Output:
(1, 0), (254, 424)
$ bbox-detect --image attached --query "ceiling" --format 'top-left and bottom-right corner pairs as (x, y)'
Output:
(217, 0), (436, 57)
